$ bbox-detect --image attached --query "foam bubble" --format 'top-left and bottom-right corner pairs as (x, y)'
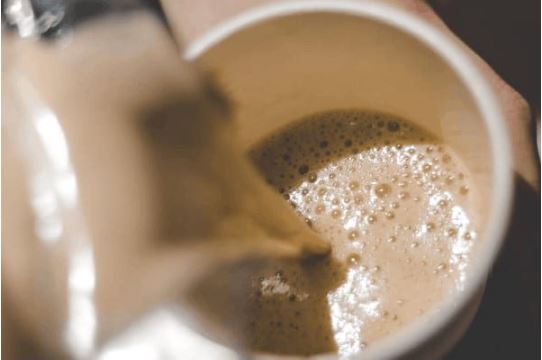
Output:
(347, 253), (361, 265)
(374, 183), (392, 198)
(348, 231), (359, 241)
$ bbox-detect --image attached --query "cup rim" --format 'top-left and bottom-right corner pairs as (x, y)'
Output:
(185, 1), (513, 358)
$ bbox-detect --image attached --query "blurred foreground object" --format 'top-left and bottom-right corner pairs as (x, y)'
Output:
(2, 1), (328, 359)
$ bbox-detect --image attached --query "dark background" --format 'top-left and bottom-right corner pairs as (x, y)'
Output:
(430, 0), (540, 113)
(428, 0), (540, 358)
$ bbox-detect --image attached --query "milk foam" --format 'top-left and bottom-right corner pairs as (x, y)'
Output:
(188, 110), (479, 356)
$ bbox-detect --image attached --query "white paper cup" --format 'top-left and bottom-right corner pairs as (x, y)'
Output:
(185, 1), (513, 358)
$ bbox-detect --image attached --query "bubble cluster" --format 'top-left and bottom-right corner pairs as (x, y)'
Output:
(219, 257), (347, 356)
(250, 110), (479, 355)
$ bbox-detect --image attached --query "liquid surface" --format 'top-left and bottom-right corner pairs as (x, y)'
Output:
(188, 110), (480, 357)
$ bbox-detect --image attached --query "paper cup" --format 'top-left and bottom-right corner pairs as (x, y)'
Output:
(186, 1), (513, 358)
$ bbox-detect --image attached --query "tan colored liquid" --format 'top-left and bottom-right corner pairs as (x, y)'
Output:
(187, 110), (479, 356)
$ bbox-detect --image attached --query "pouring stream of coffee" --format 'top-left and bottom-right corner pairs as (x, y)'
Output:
(147, 2), (331, 260)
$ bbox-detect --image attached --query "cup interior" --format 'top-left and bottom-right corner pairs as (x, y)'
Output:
(195, 10), (494, 227)
(186, 2), (511, 359)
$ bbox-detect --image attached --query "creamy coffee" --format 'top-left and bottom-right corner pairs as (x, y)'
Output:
(188, 110), (480, 356)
